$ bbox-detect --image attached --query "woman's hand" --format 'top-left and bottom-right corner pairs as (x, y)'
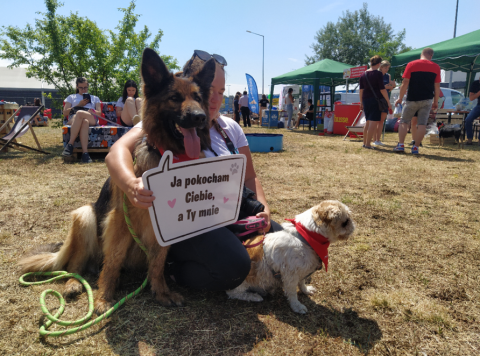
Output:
(256, 211), (271, 232)
(359, 102), (364, 111)
(126, 177), (155, 209)
(79, 98), (89, 106)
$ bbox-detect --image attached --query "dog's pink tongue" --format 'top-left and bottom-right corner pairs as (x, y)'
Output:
(180, 127), (201, 159)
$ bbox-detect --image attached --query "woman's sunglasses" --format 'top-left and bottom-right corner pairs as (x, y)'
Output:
(193, 50), (227, 66)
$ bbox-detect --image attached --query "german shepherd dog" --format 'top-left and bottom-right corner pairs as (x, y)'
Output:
(19, 48), (216, 314)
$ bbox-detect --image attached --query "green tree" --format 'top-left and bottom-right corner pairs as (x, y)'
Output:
(0, 0), (178, 104)
(306, 3), (410, 66)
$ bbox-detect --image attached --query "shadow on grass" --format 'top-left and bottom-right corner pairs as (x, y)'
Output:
(255, 293), (382, 354)
(0, 143), (62, 163)
(104, 281), (271, 356)
(23, 266), (380, 354)
(358, 146), (476, 162)
(0, 141), (109, 164)
(97, 273), (382, 355)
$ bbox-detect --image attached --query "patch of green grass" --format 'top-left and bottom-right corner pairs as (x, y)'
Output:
(353, 243), (371, 252)
(0, 231), (11, 242)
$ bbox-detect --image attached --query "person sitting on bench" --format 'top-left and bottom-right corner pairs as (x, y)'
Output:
(115, 80), (143, 127)
(295, 99), (314, 129)
(61, 77), (101, 163)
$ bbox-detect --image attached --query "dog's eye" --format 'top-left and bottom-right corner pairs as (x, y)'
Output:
(194, 94), (202, 103)
(169, 95), (182, 102)
(341, 219), (350, 228)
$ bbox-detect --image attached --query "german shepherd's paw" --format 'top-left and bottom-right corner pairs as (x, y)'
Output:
(94, 298), (113, 315)
(154, 291), (184, 307)
(63, 278), (84, 298)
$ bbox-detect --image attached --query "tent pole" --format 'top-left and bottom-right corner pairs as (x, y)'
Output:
(268, 81), (275, 129)
(313, 79), (319, 131)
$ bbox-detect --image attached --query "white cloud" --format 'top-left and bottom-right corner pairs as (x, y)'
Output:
(288, 58), (298, 62)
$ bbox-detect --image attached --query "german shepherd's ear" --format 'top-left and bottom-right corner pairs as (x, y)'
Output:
(193, 58), (216, 95)
(141, 48), (172, 97)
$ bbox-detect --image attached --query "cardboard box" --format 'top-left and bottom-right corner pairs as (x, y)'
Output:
(429, 134), (439, 145)
(429, 134), (456, 145)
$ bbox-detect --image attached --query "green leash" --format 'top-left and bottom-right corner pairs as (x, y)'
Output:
(19, 194), (149, 337)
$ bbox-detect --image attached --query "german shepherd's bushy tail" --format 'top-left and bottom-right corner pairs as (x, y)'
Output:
(19, 205), (100, 274)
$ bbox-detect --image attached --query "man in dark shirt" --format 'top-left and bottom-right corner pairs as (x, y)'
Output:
(393, 47), (440, 154)
(464, 78), (480, 145)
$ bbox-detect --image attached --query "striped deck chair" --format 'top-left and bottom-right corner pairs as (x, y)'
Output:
(0, 106), (49, 154)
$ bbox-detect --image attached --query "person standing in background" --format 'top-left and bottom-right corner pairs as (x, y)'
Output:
(373, 60), (396, 146)
(239, 91), (251, 127)
(233, 92), (241, 124)
(359, 55), (391, 149)
(394, 48), (440, 154)
(258, 94), (269, 125)
(285, 88), (294, 130)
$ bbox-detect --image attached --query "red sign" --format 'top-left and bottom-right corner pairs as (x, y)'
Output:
(343, 65), (368, 79)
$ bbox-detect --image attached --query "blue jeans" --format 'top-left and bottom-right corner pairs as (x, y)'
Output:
(286, 104), (293, 128)
(465, 105), (480, 140)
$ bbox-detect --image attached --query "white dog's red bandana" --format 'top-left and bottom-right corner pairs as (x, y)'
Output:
(285, 219), (330, 271)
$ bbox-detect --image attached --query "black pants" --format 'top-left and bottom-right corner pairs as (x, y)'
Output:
(241, 107), (251, 127)
(234, 110), (240, 124)
(166, 220), (283, 291)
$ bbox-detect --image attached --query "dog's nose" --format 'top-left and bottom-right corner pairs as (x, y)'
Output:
(187, 110), (206, 125)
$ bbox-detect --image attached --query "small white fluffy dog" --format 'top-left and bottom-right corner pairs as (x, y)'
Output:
(227, 200), (355, 314)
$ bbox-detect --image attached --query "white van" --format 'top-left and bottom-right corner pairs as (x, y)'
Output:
(334, 92), (360, 105)
(389, 87), (465, 109)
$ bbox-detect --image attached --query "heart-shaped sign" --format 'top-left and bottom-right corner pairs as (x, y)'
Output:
(223, 197), (229, 204)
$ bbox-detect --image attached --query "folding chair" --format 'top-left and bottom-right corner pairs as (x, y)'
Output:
(0, 106), (49, 154)
(343, 110), (365, 141)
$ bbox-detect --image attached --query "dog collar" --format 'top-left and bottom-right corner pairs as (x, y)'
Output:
(158, 147), (198, 164)
(285, 219), (330, 272)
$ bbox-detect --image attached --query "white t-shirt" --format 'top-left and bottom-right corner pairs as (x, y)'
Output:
(204, 116), (248, 157)
(116, 97), (125, 109)
(133, 115), (248, 157)
(285, 93), (293, 105)
(65, 93), (100, 109)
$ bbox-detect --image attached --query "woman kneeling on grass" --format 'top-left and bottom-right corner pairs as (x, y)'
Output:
(115, 80), (143, 127)
(62, 77), (101, 163)
(105, 51), (282, 292)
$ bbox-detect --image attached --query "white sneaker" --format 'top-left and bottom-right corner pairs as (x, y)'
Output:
(374, 141), (386, 146)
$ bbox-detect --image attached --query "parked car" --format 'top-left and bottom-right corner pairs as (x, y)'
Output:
(389, 87), (465, 109)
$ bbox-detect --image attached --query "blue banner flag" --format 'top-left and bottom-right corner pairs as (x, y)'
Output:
(245, 73), (259, 115)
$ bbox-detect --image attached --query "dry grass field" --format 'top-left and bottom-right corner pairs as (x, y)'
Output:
(0, 120), (479, 355)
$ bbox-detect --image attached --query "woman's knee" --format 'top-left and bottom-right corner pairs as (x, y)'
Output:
(125, 97), (135, 104)
(217, 251), (251, 290)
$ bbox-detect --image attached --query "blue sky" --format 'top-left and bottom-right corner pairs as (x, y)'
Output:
(1, 0), (478, 94)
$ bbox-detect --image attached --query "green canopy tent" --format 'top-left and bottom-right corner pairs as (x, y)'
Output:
(268, 58), (357, 129)
(390, 29), (480, 96)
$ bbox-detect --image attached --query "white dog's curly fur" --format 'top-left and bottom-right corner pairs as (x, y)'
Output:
(226, 200), (355, 314)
